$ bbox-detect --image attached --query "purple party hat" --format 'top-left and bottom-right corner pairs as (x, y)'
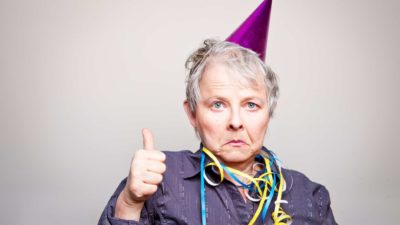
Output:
(226, 0), (272, 61)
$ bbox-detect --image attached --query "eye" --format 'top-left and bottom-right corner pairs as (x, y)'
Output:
(247, 102), (258, 110)
(212, 101), (224, 110)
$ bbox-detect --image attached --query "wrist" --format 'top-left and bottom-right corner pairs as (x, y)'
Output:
(114, 189), (144, 221)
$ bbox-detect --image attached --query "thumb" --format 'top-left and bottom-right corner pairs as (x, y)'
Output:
(142, 128), (155, 150)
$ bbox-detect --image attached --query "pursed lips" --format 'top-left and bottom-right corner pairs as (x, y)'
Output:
(225, 139), (247, 146)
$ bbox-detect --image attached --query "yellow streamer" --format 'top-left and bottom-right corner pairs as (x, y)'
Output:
(202, 147), (292, 225)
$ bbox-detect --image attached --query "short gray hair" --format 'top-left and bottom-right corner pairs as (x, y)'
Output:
(185, 39), (279, 117)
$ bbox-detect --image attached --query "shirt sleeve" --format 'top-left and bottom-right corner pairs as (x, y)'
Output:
(97, 178), (151, 225)
(313, 185), (338, 225)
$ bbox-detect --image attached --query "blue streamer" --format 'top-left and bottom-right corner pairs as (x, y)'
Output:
(220, 163), (253, 189)
(200, 150), (286, 224)
(200, 153), (206, 225)
(261, 172), (277, 222)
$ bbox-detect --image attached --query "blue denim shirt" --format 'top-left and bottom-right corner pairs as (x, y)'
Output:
(98, 149), (338, 225)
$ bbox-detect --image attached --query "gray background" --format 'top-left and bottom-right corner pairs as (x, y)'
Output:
(1, 0), (399, 224)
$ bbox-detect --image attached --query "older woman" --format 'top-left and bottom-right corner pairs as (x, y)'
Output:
(98, 39), (337, 225)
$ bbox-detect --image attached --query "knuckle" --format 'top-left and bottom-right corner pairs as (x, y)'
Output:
(133, 190), (144, 199)
(156, 174), (163, 183)
(130, 183), (144, 198)
(159, 152), (166, 161)
(127, 182), (137, 193)
(160, 163), (167, 173)
(149, 185), (158, 193)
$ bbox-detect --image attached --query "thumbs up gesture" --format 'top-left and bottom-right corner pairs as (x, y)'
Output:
(115, 129), (166, 220)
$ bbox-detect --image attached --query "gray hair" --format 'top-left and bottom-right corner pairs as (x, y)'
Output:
(185, 39), (279, 117)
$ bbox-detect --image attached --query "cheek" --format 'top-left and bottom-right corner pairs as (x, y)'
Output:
(245, 113), (269, 138)
(200, 113), (225, 131)
(196, 112), (227, 137)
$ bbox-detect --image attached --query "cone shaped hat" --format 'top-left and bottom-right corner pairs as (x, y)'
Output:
(226, 0), (272, 61)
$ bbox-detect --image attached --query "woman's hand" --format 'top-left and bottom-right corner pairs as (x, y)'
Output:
(115, 128), (166, 221)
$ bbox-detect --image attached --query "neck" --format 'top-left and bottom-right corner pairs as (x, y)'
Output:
(222, 158), (257, 184)
(224, 160), (255, 173)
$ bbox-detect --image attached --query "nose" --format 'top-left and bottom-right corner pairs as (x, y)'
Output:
(228, 108), (244, 131)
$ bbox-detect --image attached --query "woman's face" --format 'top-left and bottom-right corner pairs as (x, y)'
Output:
(184, 64), (270, 167)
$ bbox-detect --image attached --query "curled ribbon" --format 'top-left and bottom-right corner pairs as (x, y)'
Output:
(200, 147), (292, 225)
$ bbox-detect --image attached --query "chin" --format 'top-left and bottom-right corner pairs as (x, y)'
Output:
(219, 149), (255, 164)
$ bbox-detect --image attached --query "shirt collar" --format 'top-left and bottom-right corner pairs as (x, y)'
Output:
(183, 144), (204, 179)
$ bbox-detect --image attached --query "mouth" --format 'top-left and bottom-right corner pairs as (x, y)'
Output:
(225, 139), (247, 147)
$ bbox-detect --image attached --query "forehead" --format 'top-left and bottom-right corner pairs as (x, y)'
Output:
(199, 64), (267, 95)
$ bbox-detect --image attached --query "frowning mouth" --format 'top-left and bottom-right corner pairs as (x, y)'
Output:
(225, 140), (247, 147)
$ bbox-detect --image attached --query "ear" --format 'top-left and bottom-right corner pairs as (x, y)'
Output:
(183, 100), (196, 128)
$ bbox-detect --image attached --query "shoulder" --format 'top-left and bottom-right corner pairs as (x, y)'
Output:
(163, 149), (195, 159)
(162, 150), (197, 167)
(282, 168), (337, 224)
(283, 168), (331, 201)
(283, 168), (324, 191)
(161, 150), (200, 178)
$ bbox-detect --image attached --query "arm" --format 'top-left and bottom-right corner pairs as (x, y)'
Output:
(115, 190), (144, 221)
(98, 178), (157, 225)
(98, 178), (142, 225)
(313, 185), (339, 225)
(98, 129), (166, 225)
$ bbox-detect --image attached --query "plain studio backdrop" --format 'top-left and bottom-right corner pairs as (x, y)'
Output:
(1, 0), (399, 224)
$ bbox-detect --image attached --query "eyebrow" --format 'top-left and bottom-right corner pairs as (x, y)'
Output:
(204, 96), (267, 104)
(241, 96), (267, 104)
(204, 96), (229, 103)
